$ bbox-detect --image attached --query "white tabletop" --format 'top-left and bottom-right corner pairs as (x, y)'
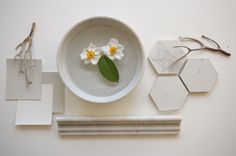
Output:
(0, 0), (236, 155)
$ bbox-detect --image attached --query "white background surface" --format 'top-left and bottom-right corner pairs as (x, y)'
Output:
(0, 0), (236, 155)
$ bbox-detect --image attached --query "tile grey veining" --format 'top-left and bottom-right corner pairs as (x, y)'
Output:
(148, 40), (187, 75)
(180, 58), (218, 93)
(149, 76), (188, 111)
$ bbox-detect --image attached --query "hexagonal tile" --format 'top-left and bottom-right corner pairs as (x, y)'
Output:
(180, 58), (218, 93)
(149, 76), (188, 111)
(148, 40), (187, 75)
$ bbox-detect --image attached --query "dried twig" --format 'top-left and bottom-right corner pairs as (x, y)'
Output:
(14, 22), (36, 86)
(172, 35), (231, 65)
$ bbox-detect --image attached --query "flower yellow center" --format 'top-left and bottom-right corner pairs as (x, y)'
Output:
(87, 51), (95, 59)
(109, 47), (117, 55)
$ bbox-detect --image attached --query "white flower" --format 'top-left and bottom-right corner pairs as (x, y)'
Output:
(80, 43), (101, 65)
(102, 38), (124, 60)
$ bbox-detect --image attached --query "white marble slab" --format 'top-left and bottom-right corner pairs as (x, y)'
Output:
(149, 76), (188, 111)
(15, 84), (53, 125)
(5, 59), (42, 100)
(148, 40), (186, 75)
(180, 58), (218, 93)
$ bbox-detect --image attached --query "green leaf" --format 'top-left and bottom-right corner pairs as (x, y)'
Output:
(98, 55), (119, 82)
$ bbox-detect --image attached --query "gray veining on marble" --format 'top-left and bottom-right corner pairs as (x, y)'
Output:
(148, 40), (187, 75)
(180, 58), (218, 93)
(149, 76), (188, 111)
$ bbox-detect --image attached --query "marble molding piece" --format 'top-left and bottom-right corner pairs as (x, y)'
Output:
(148, 40), (187, 75)
(180, 58), (218, 93)
(56, 116), (182, 135)
(149, 76), (188, 111)
(42, 72), (65, 113)
(5, 59), (42, 100)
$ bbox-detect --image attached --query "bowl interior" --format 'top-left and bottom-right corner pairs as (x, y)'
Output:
(58, 17), (144, 103)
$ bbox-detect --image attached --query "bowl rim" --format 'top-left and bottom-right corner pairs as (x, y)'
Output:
(57, 16), (145, 103)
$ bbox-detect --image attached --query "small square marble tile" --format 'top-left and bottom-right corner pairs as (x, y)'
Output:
(149, 76), (188, 111)
(148, 40), (187, 75)
(180, 58), (218, 93)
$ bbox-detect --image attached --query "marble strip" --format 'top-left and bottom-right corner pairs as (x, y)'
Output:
(58, 124), (180, 132)
(57, 116), (182, 124)
(58, 130), (180, 135)
(56, 116), (181, 135)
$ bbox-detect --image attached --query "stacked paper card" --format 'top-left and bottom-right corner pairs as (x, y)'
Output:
(5, 59), (65, 125)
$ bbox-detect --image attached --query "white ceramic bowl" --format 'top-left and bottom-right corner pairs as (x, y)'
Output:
(57, 17), (145, 103)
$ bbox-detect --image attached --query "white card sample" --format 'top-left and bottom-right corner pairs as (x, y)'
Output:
(15, 84), (53, 125)
(42, 72), (65, 114)
(5, 59), (42, 100)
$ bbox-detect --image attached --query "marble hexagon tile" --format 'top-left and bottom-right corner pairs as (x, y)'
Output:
(149, 76), (188, 111)
(148, 40), (187, 75)
(180, 58), (219, 93)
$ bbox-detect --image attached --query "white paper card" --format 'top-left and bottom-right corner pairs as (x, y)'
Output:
(5, 59), (42, 100)
(42, 72), (65, 113)
(15, 84), (53, 125)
